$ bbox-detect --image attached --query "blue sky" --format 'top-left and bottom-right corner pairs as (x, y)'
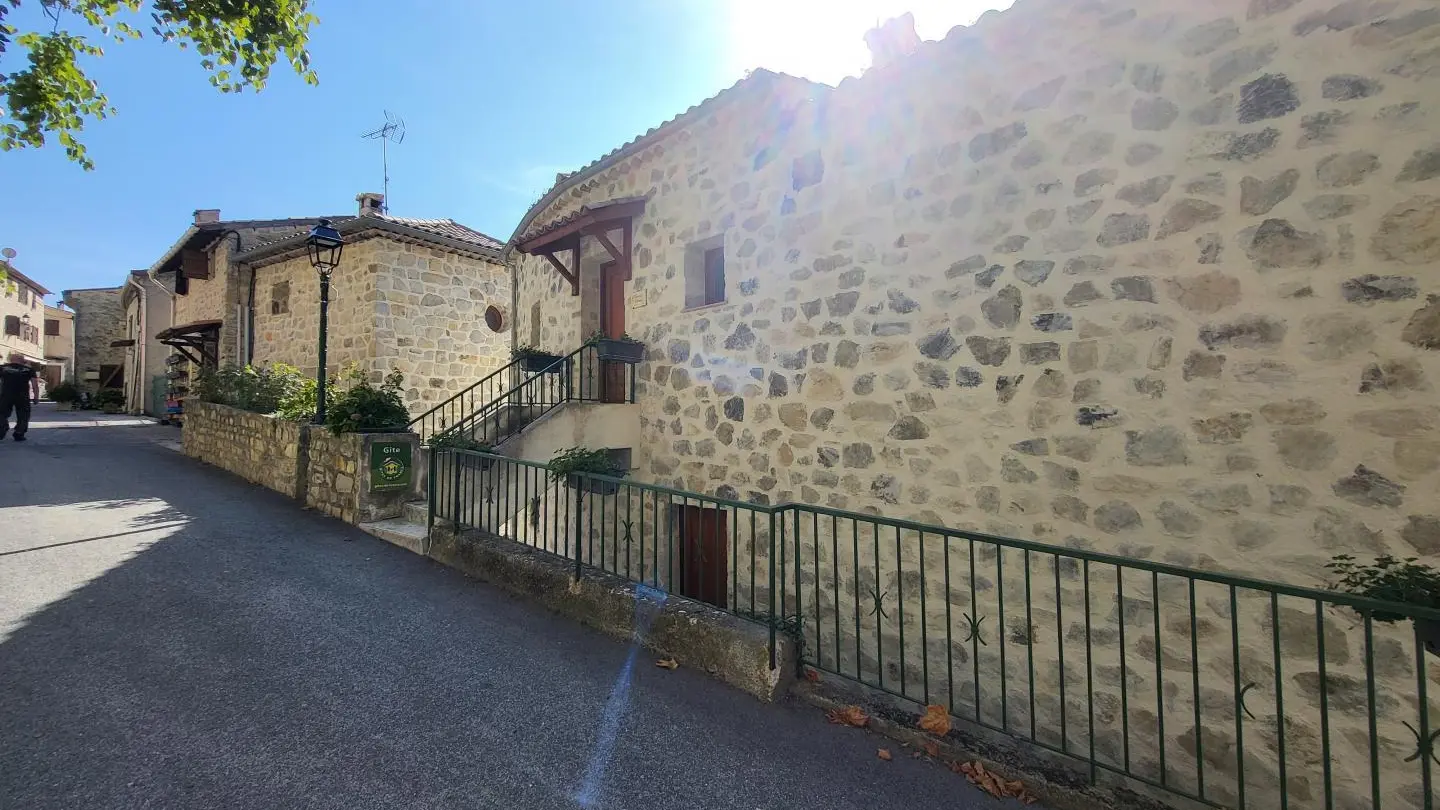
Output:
(2, 1), (1004, 300)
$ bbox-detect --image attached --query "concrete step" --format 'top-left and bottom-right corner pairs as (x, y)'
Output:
(402, 500), (429, 525)
(358, 518), (428, 555)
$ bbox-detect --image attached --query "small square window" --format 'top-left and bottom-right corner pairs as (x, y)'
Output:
(44, 318), (59, 336)
(270, 281), (290, 315)
(684, 235), (726, 309)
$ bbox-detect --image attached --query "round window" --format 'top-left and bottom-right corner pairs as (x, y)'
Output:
(484, 305), (505, 333)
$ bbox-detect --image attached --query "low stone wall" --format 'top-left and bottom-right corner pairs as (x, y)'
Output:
(184, 401), (418, 524)
(183, 401), (304, 498)
(426, 524), (794, 702)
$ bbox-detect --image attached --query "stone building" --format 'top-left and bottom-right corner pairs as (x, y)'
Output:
(61, 286), (127, 393)
(0, 262), (49, 368)
(234, 193), (510, 413)
(119, 270), (175, 415)
(143, 196), (508, 416)
(501, 2), (1440, 806)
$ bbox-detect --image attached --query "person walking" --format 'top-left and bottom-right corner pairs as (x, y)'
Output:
(0, 353), (40, 442)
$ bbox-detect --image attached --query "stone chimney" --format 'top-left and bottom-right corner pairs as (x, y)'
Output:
(193, 209), (221, 225)
(864, 13), (921, 70)
(357, 192), (385, 216)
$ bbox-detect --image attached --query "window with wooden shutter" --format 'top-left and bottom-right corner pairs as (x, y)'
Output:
(44, 318), (59, 336)
(683, 235), (727, 310)
(2, 315), (18, 336)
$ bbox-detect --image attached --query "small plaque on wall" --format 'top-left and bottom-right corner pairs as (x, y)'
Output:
(629, 290), (648, 309)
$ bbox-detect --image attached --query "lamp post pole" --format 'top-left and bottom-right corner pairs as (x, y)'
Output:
(315, 270), (331, 425)
(305, 219), (344, 426)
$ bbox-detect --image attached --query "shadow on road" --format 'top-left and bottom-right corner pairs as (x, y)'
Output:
(0, 426), (1018, 810)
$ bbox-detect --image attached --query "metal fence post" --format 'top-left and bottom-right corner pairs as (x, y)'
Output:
(573, 476), (584, 581)
(768, 510), (777, 670)
(425, 446), (436, 554)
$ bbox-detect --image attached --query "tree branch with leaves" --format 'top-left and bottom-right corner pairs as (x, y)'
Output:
(0, 0), (318, 169)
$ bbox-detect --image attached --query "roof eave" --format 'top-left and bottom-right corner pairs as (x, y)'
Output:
(237, 217), (501, 268)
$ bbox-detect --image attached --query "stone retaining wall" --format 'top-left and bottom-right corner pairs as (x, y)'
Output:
(183, 400), (417, 524)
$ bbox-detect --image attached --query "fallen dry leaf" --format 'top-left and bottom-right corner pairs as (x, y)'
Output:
(923, 741), (940, 758)
(826, 705), (870, 728)
(803, 667), (822, 683)
(654, 657), (678, 670)
(957, 760), (1039, 804)
(918, 704), (952, 736)
(877, 748), (892, 761)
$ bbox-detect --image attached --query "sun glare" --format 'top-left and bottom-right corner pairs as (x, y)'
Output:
(723, 0), (1014, 85)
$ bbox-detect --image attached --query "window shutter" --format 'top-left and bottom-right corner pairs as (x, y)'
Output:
(44, 319), (59, 336)
(2, 315), (18, 336)
(704, 247), (726, 306)
(181, 249), (211, 279)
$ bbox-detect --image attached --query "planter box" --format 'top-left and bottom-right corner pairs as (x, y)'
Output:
(593, 339), (645, 364)
(566, 474), (621, 496)
(520, 353), (563, 373)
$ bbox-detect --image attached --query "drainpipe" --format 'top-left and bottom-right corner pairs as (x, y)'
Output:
(125, 273), (148, 415)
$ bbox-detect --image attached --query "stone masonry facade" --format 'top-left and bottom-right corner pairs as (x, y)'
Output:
(247, 233), (511, 414)
(62, 287), (127, 391)
(510, 1), (1440, 807)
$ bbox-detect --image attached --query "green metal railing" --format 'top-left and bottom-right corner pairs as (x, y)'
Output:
(409, 344), (638, 445)
(428, 449), (1437, 810)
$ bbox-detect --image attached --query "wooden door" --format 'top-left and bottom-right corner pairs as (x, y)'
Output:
(675, 505), (728, 609)
(599, 260), (627, 403)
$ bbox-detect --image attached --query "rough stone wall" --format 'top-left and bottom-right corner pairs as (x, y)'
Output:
(181, 400), (303, 496)
(304, 430), (359, 523)
(249, 240), (381, 381)
(249, 235), (511, 416)
(511, 1), (1440, 807)
(62, 287), (126, 390)
(371, 238), (511, 412)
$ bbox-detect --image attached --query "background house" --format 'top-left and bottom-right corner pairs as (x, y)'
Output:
(41, 304), (74, 391)
(60, 286), (126, 394)
(235, 193), (510, 415)
(1, 262), (51, 377)
(120, 270), (175, 415)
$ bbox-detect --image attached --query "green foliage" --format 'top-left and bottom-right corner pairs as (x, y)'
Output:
(324, 367), (408, 435)
(47, 380), (79, 402)
(195, 362), (313, 417)
(426, 432), (492, 452)
(1, 1), (318, 169)
(1327, 554), (1440, 622)
(511, 345), (555, 359)
(584, 330), (638, 344)
(546, 446), (627, 483)
(91, 387), (124, 407)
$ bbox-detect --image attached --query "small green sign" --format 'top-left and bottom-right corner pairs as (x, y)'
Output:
(369, 440), (412, 492)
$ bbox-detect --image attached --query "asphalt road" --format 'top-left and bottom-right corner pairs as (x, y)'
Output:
(0, 405), (1019, 809)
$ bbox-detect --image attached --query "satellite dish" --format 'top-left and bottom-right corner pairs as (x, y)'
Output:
(1, 248), (15, 259)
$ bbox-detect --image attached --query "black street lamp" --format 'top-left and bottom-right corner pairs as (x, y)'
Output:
(306, 219), (344, 424)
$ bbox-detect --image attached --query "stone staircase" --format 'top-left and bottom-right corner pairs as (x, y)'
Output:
(359, 500), (430, 554)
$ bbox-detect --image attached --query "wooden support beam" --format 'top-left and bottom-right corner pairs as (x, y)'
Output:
(621, 220), (633, 281)
(589, 228), (624, 265)
(542, 251), (578, 296)
(572, 245), (581, 297)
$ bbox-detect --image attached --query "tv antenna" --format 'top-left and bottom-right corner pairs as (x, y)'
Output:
(361, 111), (406, 211)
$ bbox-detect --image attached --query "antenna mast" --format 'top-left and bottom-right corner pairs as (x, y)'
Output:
(361, 111), (406, 212)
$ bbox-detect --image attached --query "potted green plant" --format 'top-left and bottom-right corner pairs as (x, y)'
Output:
(49, 382), (80, 411)
(93, 388), (126, 414)
(324, 369), (411, 435)
(586, 330), (645, 365)
(548, 446), (628, 495)
(513, 345), (564, 373)
(1327, 554), (1440, 656)
(427, 432), (495, 471)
